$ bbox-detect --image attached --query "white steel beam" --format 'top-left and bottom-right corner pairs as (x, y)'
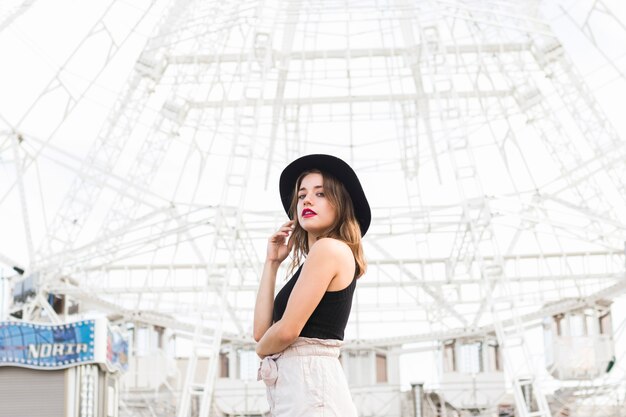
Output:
(363, 275), (626, 348)
(35, 0), (174, 262)
(166, 43), (532, 64)
(11, 134), (35, 271)
(186, 90), (511, 108)
(0, 0), (35, 32)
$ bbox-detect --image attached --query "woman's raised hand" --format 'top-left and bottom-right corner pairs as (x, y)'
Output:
(267, 220), (295, 263)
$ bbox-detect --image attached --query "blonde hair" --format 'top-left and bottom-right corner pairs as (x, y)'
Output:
(287, 169), (367, 278)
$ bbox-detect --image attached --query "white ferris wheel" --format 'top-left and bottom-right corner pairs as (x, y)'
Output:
(1, 1), (626, 416)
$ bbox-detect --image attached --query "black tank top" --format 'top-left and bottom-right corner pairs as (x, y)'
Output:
(272, 263), (357, 340)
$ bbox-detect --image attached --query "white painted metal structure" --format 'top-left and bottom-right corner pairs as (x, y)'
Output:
(1, 0), (626, 416)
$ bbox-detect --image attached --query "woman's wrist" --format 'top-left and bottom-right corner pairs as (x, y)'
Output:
(264, 258), (282, 268)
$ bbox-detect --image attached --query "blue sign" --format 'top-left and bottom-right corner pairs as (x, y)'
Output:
(0, 320), (95, 369)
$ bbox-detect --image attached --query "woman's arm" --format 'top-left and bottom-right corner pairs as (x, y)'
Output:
(255, 238), (353, 357)
(253, 260), (280, 342)
(253, 220), (294, 342)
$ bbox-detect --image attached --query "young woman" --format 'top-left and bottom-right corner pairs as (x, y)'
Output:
(253, 154), (371, 417)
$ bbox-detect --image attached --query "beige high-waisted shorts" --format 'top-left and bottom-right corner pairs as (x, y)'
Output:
(257, 337), (358, 417)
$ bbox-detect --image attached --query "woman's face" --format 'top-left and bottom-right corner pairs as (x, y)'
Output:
(296, 172), (337, 236)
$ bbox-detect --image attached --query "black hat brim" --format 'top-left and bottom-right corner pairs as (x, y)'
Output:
(279, 154), (371, 237)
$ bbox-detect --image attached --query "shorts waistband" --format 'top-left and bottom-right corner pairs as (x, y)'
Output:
(280, 336), (343, 358)
(257, 337), (343, 387)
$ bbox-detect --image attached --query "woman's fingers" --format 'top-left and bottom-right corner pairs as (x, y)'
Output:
(270, 230), (290, 244)
(279, 220), (295, 232)
(273, 220), (295, 238)
(266, 220), (295, 262)
(270, 232), (282, 241)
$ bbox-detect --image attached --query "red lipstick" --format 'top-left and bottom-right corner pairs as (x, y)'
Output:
(301, 208), (317, 218)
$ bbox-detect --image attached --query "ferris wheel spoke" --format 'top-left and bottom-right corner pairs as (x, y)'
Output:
(0, 0), (36, 33)
(10, 133), (36, 270)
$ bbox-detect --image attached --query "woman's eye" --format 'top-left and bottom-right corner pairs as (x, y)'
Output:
(298, 194), (305, 199)
(316, 192), (324, 197)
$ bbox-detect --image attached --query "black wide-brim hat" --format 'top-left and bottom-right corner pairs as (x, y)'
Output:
(279, 154), (371, 237)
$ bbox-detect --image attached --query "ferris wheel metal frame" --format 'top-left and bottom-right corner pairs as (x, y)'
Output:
(1, 1), (626, 416)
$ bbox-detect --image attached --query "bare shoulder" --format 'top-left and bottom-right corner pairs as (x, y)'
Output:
(310, 237), (353, 259)
(309, 238), (355, 284)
